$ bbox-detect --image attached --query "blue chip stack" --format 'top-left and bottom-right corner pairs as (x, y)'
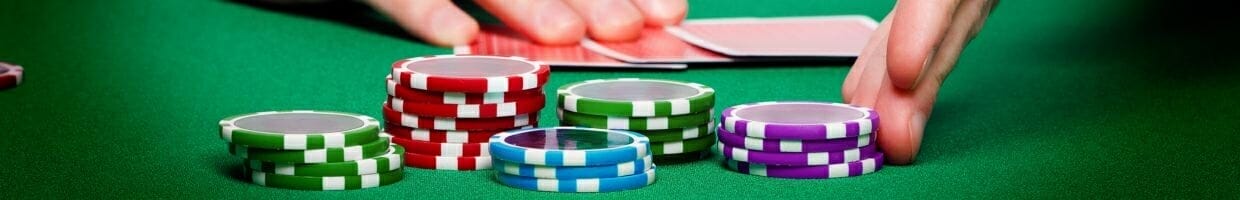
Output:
(488, 127), (657, 193)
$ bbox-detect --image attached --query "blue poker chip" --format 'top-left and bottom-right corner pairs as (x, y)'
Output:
(494, 155), (653, 179)
(496, 166), (656, 193)
(489, 127), (650, 166)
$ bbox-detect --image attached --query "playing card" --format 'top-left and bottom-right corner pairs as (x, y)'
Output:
(581, 27), (732, 63)
(455, 25), (686, 69)
(665, 16), (878, 57)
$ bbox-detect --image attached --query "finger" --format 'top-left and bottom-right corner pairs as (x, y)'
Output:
(630, 0), (688, 26)
(845, 15), (894, 107)
(475, 0), (586, 45)
(886, 0), (960, 90)
(368, 0), (478, 46)
(843, 11), (895, 102)
(876, 0), (994, 165)
(563, 0), (644, 42)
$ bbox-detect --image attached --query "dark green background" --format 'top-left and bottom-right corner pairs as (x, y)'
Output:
(1, 0), (1237, 199)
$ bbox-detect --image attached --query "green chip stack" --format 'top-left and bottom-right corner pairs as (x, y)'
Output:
(217, 110), (405, 191)
(556, 78), (716, 164)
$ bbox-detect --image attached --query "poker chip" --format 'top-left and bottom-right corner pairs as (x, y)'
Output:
(724, 152), (884, 179)
(244, 167), (404, 191)
(391, 135), (488, 156)
(721, 102), (877, 140)
(716, 126), (874, 153)
(558, 78), (714, 117)
(636, 122), (714, 142)
(489, 127), (650, 166)
(246, 144), (404, 176)
(219, 110), (381, 150)
(718, 143), (879, 166)
(386, 76), (546, 105)
(0, 62), (23, 89)
(558, 109), (712, 131)
(494, 155), (653, 179)
(403, 152), (492, 170)
(230, 138), (391, 164)
(384, 123), (524, 143)
(391, 55), (549, 93)
(387, 95), (544, 118)
(650, 135), (716, 155)
(496, 167), (657, 193)
(382, 103), (536, 131)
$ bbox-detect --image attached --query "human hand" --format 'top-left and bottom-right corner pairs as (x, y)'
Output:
(842, 0), (998, 164)
(366, 0), (688, 46)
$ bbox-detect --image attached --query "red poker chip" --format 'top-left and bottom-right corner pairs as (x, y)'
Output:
(391, 55), (550, 93)
(0, 62), (23, 89)
(387, 95), (545, 118)
(391, 135), (489, 157)
(382, 103), (537, 131)
(385, 123), (519, 143)
(403, 152), (491, 171)
(386, 76), (545, 105)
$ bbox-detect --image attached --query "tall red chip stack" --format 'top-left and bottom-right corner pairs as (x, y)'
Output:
(383, 55), (550, 171)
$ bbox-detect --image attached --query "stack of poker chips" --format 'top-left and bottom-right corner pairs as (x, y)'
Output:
(556, 78), (716, 163)
(489, 127), (656, 193)
(716, 102), (884, 179)
(383, 55), (549, 171)
(218, 110), (405, 190)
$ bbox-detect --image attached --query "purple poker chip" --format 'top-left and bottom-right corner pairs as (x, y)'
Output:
(716, 126), (874, 153)
(724, 152), (883, 179)
(721, 102), (877, 140)
(718, 143), (879, 166)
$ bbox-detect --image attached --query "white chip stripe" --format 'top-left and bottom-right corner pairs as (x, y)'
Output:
(357, 159), (378, 174)
(632, 101), (655, 116)
(526, 149), (547, 165)
(828, 163), (849, 178)
(436, 156), (458, 169)
(825, 123), (846, 139)
(537, 179), (558, 191)
(515, 114), (530, 126)
(433, 117), (455, 130)
(662, 141), (685, 154)
(444, 92), (467, 104)
(220, 126), (235, 141)
(534, 165), (554, 178)
(323, 177), (345, 190)
(411, 73), (430, 89)
(682, 126), (701, 139)
(646, 117), (668, 130)
(606, 116), (629, 129)
(498, 102), (516, 116)
(669, 99), (690, 115)
(458, 104), (480, 118)
(577, 179), (601, 192)
(618, 160), (637, 175)
(252, 171), (267, 185)
(565, 151), (587, 166)
(750, 163), (768, 176)
(482, 92), (504, 104)
(779, 140), (801, 152)
(305, 149), (327, 163)
(563, 95), (580, 111)
(486, 77), (508, 92)
(746, 121), (767, 138)
(323, 133), (344, 148)
(520, 73), (538, 89)
(362, 173), (381, 188)
(743, 136), (764, 151)
(273, 163), (295, 175)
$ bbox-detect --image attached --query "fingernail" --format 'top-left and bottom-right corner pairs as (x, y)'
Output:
(907, 112), (926, 160)
(536, 2), (578, 30)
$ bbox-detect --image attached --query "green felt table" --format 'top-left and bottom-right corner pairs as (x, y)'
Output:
(1, 0), (1237, 199)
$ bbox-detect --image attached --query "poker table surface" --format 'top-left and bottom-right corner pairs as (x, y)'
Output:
(1, 0), (1237, 199)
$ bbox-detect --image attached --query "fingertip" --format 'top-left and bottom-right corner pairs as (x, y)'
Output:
(527, 14), (586, 45)
(632, 0), (687, 26)
(885, 47), (930, 90)
(568, 0), (644, 42)
(875, 89), (926, 165)
(426, 8), (480, 46)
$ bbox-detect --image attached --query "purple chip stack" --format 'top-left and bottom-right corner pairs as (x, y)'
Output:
(716, 101), (884, 179)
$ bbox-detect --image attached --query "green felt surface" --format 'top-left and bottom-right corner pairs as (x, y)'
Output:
(1, 0), (1238, 199)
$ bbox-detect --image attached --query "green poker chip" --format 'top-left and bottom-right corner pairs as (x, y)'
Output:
(559, 109), (712, 131)
(653, 150), (710, 164)
(649, 135), (716, 155)
(246, 145), (405, 176)
(558, 78), (715, 117)
(634, 122), (715, 142)
(243, 167), (405, 191)
(219, 110), (381, 150)
(230, 138), (391, 164)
